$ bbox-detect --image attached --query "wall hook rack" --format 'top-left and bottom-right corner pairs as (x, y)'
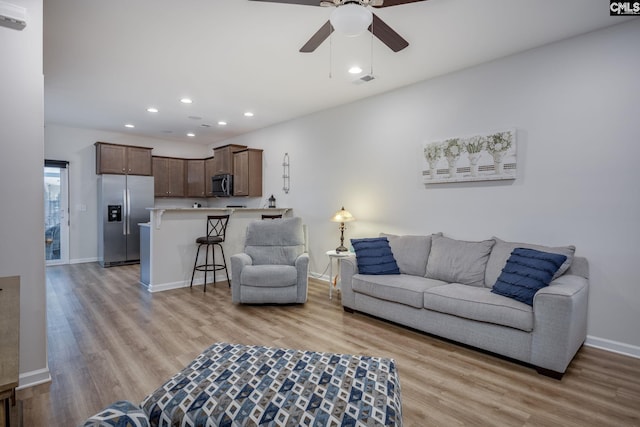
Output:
(282, 153), (290, 194)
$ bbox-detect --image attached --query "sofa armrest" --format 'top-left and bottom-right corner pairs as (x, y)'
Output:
(531, 274), (589, 373)
(339, 255), (358, 309)
(295, 253), (310, 303)
(81, 400), (150, 427)
(230, 253), (253, 303)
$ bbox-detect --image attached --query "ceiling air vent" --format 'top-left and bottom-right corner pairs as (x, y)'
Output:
(353, 74), (376, 85)
(0, 1), (27, 30)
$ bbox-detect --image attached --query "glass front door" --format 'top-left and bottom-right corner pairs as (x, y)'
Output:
(45, 164), (69, 265)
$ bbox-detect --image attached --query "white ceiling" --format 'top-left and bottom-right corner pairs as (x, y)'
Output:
(43, 0), (633, 145)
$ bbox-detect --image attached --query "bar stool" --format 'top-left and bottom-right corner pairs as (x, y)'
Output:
(261, 214), (282, 220)
(190, 215), (230, 292)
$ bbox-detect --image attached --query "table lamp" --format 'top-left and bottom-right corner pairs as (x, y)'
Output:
(331, 206), (355, 253)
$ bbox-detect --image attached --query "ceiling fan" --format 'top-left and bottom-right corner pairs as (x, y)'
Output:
(250, 0), (428, 53)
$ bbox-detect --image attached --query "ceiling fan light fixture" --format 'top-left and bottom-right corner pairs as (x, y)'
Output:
(330, 3), (372, 37)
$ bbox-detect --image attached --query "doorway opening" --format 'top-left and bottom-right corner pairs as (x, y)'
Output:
(45, 160), (70, 265)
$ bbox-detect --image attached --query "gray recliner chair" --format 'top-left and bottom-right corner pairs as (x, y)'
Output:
(230, 217), (309, 304)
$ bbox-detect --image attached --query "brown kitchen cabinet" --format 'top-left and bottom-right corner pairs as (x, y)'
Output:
(95, 142), (152, 175)
(211, 144), (247, 175)
(233, 148), (263, 197)
(153, 156), (185, 197)
(186, 159), (206, 198)
(204, 157), (216, 197)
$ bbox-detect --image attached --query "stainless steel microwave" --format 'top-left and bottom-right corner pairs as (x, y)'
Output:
(211, 174), (233, 197)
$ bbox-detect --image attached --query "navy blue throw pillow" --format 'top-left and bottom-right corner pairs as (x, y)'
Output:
(350, 237), (400, 275)
(491, 248), (568, 306)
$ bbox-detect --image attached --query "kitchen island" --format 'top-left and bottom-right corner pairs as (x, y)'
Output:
(140, 208), (290, 292)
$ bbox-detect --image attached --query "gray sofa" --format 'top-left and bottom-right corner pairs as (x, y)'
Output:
(340, 234), (589, 378)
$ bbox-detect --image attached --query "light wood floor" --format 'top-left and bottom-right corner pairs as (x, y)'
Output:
(15, 263), (640, 426)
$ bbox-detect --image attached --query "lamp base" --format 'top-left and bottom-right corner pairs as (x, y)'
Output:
(335, 245), (349, 253)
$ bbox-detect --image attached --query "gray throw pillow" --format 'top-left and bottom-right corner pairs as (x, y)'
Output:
(425, 235), (495, 287)
(484, 236), (575, 288)
(380, 233), (442, 276)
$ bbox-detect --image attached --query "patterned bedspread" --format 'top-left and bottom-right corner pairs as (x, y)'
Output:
(141, 342), (403, 426)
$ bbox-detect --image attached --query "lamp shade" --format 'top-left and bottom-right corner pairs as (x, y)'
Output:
(330, 4), (372, 37)
(331, 207), (355, 223)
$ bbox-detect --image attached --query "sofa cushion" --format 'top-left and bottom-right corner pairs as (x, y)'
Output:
(484, 237), (575, 288)
(491, 248), (568, 306)
(353, 274), (447, 309)
(424, 283), (534, 332)
(380, 233), (442, 276)
(240, 265), (298, 287)
(425, 236), (495, 287)
(351, 237), (400, 275)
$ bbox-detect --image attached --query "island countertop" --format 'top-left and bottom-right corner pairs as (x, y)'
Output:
(140, 208), (291, 292)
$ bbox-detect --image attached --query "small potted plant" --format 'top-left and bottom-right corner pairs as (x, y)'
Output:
(464, 136), (485, 177)
(443, 138), (464, 178)
(485, 131), (513, 174)
(423, 143), (442, 179)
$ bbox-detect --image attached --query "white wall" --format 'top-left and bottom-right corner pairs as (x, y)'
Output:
(0, 0), (50, 386)
(217, 21), (640, 354)
(44, 125), (212, 262)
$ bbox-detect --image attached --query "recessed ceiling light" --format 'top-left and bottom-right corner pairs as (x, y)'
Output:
(146, 107), (158, 113)
(125, 124), (135, 128)
(187, 132), (195, 137)
(244, 112), (254, 117)
(218, 121), (227, 126)
(180, 98), (193, 104)
(349, 66), (363, 74)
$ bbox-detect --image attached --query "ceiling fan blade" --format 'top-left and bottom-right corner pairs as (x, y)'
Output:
(368, 13), (409, 52)
(249, 0), (322, 6)
(374, 0), (427, 7)
(299, 20), (333, 52)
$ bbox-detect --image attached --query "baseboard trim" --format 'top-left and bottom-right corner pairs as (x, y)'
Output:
(309, 271), (330, 283)
(585, 335), (640, 359)
(70, 257), (99, 264)
(142, 277), (230, 293)
(143, 280), (192, 293)
(17, 367), (51, 390)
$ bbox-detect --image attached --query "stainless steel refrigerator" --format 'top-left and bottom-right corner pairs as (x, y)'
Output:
(98, 175), (154, 267)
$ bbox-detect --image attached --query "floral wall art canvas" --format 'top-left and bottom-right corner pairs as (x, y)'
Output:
(422, 130), (517, 184)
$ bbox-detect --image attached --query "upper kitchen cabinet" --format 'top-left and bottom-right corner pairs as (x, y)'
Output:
(153, 156), (185, 197)
(186, 159), (206, 198)
(95, 142), (153, 175)
(233, 148), (263, 197)
(211, 144), (247, 175)
(204, 157), (216, 197)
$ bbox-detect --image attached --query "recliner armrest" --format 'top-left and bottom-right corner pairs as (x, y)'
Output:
(295, 253), (310, 303)
(230, 253), (253, 303)
(295, 252), (309, 269)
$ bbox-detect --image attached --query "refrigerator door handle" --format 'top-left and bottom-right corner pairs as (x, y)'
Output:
(126, 189), (131, 235)
(123, 189), (127, 236)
